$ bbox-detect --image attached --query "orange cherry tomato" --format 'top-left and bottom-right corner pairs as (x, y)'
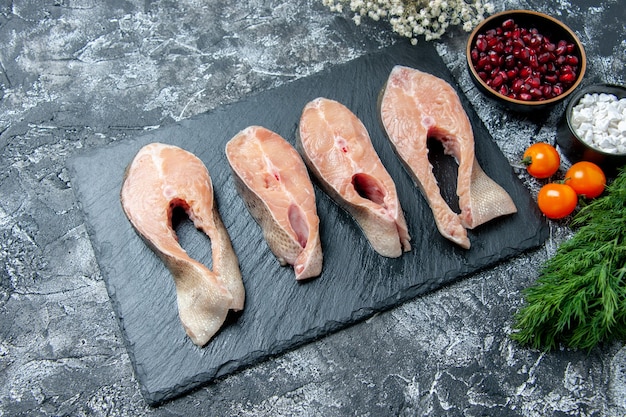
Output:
(522, 143), (561, 179)
(537, 183), (578, 219)
(564, 161), (606, 199)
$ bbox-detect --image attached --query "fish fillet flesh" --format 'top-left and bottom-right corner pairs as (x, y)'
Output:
(120, 143), (245, 346)
(379, 65), (517, 249)
(226, 126), (323, 280)
(298, 97), (411, 258)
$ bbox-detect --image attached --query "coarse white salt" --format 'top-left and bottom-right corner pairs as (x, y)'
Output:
(570, 92), (626, 154)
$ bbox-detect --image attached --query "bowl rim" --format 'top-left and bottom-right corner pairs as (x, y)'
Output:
(466, 9), (587, 107)
(564, 83), (626, 158)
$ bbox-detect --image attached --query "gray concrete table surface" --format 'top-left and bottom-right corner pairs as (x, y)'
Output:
(1, 0), (625, 416)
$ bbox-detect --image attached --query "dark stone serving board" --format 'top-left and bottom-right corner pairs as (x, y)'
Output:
(68, 40), (549, 405)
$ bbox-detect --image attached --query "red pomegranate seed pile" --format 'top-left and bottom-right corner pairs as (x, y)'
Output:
(470, 18), (580, 102)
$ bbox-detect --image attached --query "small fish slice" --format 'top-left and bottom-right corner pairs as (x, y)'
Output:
(121, 143), (245, 346)
(298, 97), (411, 258)
(226, 126), (323, 281)
(379, 66), (517, 249)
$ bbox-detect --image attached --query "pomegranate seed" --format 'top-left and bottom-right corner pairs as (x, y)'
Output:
(519, 47), (530, 60)
(519, 92), (533, 101)
(488, 50), (500, 65)
(502, 18), (516, 30)
(529, 34), (543, 48)
(492, 74), (504, 88)
(566, 55), (579, 65)
(471, 48), (479, 62)
(519, 66), (532, 78)
(528, 77), (541, 88)
(537, 52), (552, 64)
(506, 68), (518, 78)
(504, 54), (516, 68)
(553, 85), (564, 96)
(543, 42), (556, 52)
(544, 74), (558, 84)
(476, 55), (489, 70)
(559, 72), (576, 83)
(542, 85), (553, 97)
(476, 36), (488, 52)
(566, 43), (575, 53)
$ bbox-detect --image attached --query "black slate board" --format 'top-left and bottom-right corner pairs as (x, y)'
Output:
(69, 40), (549, 405)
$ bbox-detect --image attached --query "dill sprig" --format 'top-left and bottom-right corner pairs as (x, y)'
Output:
(511, 167), (626, 351)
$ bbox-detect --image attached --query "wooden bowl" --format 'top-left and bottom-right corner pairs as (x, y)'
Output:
(466, 10), (586, 113)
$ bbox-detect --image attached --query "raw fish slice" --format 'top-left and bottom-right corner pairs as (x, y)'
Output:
(226, 126), (323, 280)
(379, 65), (517, 249)
(298, 97), (411, 258)
(121, 143), (245, 346)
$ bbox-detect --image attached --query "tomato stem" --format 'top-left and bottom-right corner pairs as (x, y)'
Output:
(520, 156), (532, 166)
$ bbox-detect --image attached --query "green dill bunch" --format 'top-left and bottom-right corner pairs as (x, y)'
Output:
(511, 167), (626, 351)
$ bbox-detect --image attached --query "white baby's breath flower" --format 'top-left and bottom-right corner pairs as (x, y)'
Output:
(323, 0), (492, 43)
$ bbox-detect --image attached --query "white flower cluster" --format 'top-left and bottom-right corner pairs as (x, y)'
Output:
(322, 0), (495, 43)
